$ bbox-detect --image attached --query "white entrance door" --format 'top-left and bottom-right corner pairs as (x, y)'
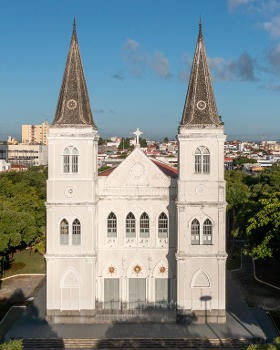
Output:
(129, 278), (146, 309)
(104, 278), (120, 309)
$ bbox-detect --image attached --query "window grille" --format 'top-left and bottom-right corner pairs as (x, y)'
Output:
(126, 212), (136, 238)
(194, 146), (210, 174)
(63, 147), (79, 174)
(140, 212), (150, 238)
(191, 219), (200, 245)
(203, 219), (212, 245)
(107, 212), (117, 237)
(60, 219), (69, 245)
(158, 212), (168, 238)
(72, 219), (81, 245)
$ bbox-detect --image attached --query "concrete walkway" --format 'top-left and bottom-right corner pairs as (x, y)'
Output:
(231, 254), (280, 310)
(4, 272), (278, 342)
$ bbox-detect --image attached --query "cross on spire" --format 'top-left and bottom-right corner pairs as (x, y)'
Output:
(133, 128), (143, 146)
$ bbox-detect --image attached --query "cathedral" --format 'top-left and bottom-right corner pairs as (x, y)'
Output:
(45, 21), (227, 324)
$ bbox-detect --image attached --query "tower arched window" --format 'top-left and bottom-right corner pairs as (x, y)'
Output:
(140, 212), (150, 238)
(60, 219), (69, 245)
(194, 146), (210, 174)
(107, 212), (117, 237)
(203, 219), (213, 245)
(126, 212), (136, 238)
(158, 212), (168, 238)
(191, 219), (200, 245)
(63, 146), (79, 174)
(72, 219), (81, 245)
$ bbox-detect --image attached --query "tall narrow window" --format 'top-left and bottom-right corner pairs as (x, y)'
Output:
(63, 146), (79, 174)
(191, 219), (200, 245)
(72, 147), (79, 173)
(60, 219), (69, 245)
(126, 212), (136, 238)
(158, 212), (168, 238)
(140, 212), (150, 238)
(72, 219), (81, 245)
(194, 146), (210, 174)
(107, 212), (117, 237)
(63, 148), (70, 173)
(203, 219), (212, 245)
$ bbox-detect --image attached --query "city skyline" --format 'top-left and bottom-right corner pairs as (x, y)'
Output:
(0, 0), (280, 140)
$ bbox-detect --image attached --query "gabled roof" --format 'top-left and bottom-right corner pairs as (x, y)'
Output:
(98, 159), (178, 178)
(181, 21), (220, 126)
(52, 19), (97, 128)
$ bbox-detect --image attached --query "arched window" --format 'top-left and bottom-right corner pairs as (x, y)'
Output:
(203, 219), (213, 245)
(72, 147), (79, 173)
(126, 212), (136, 238)
(140, 212), (150, 238)
(63, 148), (70, 173)
(194, 146), (210, 174)
(107, 212), (117, 237)
(158, 212), (168, 238)
(72, 219), (81, 245)
(60, 219), (69, 245)
(63, 146), (79, 174)
(191, 219), (200, 245)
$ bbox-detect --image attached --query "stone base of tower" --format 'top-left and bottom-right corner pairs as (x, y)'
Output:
(177, 309), (226, 324)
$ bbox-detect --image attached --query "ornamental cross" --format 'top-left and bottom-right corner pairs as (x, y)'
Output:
(133, 128), (143, 146)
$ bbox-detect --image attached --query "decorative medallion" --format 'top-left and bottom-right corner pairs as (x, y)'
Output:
(64, 186), (75, 198)
(108, 266), (115, 274)
(195, 184), (205, 195)
(133, 264), (142, 274)
(196, 100), (206, 111)
(131, 163), (144, 179)
(66, 99), (78, 110)
(159, 266), (166, 274)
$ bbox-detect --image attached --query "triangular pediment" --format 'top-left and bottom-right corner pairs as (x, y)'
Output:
(105, 148), (170, 188)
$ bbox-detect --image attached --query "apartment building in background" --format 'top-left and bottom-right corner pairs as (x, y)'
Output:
(22, 121), (49, 145)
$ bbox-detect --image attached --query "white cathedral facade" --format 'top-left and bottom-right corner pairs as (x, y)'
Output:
(45, 22), (227, 324)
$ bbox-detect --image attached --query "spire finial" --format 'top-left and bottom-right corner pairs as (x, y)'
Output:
(199, 17), (202, 38)
(73, 16), (76, 29)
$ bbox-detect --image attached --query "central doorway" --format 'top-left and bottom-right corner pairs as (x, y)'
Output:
(129, 278), (146, 309)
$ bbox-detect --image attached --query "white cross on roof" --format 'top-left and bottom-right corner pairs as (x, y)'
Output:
(133, 128), (143, 146)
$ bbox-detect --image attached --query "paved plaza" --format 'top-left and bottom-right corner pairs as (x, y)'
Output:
(4, 272), (278, 342)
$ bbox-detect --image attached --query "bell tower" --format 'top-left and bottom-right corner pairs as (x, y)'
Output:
(45, 19), (99, 322)
(176, 21), (227, 323)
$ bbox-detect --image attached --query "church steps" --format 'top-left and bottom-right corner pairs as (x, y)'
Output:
(22, 337), (261, 349)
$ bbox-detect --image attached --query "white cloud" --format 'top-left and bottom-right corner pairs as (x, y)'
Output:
(208, 54), (257, 81)
(228, 0), (255, 11)
(122, 39), (172, 79)
(267, 43), (280, 72)
(123, 38), (139, 51)
(151, 51), (172, 79)
(264, 16), (280, 38)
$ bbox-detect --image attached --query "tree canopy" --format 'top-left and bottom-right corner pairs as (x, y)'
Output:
(226, 165), (280, 259)
(0, 166), (47, 258)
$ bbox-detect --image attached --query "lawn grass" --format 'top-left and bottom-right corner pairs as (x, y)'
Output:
(227, 248), (241, 270)
(3, 249), (45, 277)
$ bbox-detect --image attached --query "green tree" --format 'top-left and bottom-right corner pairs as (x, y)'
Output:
(98, 137), (106, 145)
(245, 192), (280, 259)
(140, 137), (147, 148)
(233, 156), (257, 167)
(163, 137), (169, 143)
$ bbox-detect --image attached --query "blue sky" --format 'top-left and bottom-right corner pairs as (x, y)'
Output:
(0, 0), (280, 141)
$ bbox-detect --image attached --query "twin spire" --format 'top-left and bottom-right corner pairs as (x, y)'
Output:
(52, 18), (96, 128)
(52, 19), (219, 128)
(180, 20), (220, 126)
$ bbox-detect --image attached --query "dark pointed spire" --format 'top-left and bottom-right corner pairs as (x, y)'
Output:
(52, 20), (97, 128)
(180, 22), (220, 126)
